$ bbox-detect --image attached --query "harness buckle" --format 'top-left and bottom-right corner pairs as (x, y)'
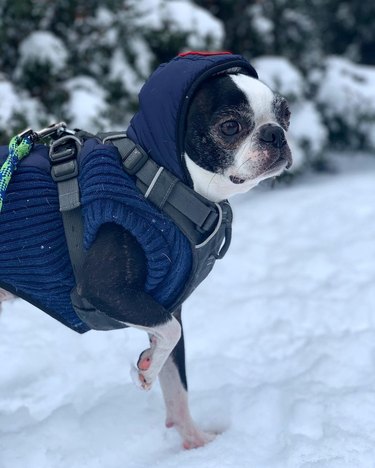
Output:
(121, 146), (149, 175)
(199, 209), (218, 233)
(49, 135), (82, 211)
(50, 135), (82, 182)
(102, 134), (148, 175)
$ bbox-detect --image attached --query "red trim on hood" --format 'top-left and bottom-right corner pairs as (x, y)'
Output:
(178, 51), (232, 57)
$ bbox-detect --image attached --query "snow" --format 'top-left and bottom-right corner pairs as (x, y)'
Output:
(253, 56), (305, 102)
(63, 76), (109, 131)
(133, 0), (224, 50)
(18, 31), (69, 74)
(1, 156), (375, 467)
(250, 4), (274, 37)
(317, 56), (375, 148)
(254, 56), (328, 168)
(0, 79), (45, 130)
(110, 48), (146, 96)
(0, 81), (20, 128)
(317, 56), (375, 123)
(289, 100), (328, 164)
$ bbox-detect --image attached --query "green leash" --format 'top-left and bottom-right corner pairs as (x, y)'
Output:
(0, 122), (68, 212)
(0, 133), (34, 211)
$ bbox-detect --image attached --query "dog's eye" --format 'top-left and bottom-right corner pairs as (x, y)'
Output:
(220, 120), (241, 136)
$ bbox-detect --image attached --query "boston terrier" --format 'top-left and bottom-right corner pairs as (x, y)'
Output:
(75, 72), (291, 448)
(0, 69), (291, 449)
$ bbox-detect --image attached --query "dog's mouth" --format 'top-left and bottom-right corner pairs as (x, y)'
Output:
(229, 175), (247, 184)
(229, 158), (287, 185)
(266, 156), (290, 172)
(229, 152), (292, 185)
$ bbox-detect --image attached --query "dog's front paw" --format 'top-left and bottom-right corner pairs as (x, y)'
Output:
(130, 365), (153, 390)
(130, 337), (159, 390)
(137, 336), (156, 370)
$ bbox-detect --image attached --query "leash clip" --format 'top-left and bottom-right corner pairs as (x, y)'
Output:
(34, 121), (70, 140)
(17, 121), (71, 144)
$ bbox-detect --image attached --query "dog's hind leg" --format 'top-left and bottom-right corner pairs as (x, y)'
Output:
(158, 307), (215, 449)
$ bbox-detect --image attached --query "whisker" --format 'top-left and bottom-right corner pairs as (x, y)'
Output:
(232, 142), (254, 175)
(234, 156), (252, 174)
(206, 172), (217, 198)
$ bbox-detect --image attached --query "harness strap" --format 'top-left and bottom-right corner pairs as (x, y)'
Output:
(102, 133), (224, 245)
(49, 135), (85, 281)
(49, 131), (232, 279)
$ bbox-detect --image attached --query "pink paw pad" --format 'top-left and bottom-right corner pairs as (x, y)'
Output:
(137, 350), (152, 371)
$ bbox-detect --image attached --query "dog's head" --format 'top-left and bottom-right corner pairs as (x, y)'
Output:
(126, 52), (292, 202)
(184, 73), (292, 201)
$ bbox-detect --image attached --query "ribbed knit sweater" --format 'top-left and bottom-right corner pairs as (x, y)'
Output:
(0, 52), (258, 333)
(0, 140), (192, 333)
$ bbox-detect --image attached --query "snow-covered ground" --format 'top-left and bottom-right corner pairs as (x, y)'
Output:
(1, 155), (374, 468)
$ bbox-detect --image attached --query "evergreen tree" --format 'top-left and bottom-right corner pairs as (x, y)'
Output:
(1, 0), (374, 161)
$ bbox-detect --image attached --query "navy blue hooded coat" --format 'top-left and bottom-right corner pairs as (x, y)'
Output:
(0, 52), (258, 333)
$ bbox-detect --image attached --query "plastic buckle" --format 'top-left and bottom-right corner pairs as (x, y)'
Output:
(102, 133), (148, 176)
(101, 132), (127, 144)
(199, 209), (218, 233)
(122, 146), (148, 175)
(49, 135), (82, 182)
(51, 159), (78, 182)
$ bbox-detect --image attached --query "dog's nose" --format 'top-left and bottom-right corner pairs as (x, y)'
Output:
(259, 124), (286, 149)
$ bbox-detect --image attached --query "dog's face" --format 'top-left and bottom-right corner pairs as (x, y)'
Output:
(184, 73), (292, 201)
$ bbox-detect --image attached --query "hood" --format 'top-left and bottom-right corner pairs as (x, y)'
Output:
(126, 51), (258, 185)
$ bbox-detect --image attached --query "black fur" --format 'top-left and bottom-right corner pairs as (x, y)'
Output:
(75, 74), (291, 430)
(78, 224), (188, 390)
(76, 74), (259, 398)
(185, 75), (254, 174)
(78, 223), (172, 327)
(171, 307), (188, 390)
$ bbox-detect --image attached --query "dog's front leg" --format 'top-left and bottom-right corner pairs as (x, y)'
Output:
(159, 308), (215, 449)
(128, 317), (181, 390)
(77, 223), (181, 391)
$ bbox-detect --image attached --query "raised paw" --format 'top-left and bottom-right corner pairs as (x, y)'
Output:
(130, 365), (153, 391)
(130, 318), (181, 392)
(137, 348), (153, 371)
(131, 337), (159, 390)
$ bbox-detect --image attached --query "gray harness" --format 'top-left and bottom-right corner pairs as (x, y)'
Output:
(50, 130), (233, 329)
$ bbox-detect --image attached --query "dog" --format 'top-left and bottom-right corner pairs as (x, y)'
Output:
(0, 53), (292, 449)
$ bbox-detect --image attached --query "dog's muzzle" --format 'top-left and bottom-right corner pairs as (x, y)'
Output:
(259, 124), (292, 169)
(259, 124), (286, 149)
